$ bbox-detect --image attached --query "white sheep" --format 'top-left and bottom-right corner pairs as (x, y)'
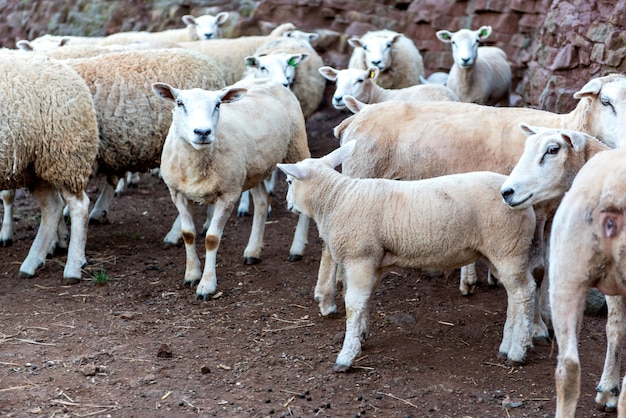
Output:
(419, 71), (449, 85)
(546, 146), (626, 417)
(277, 141), (538, 370)
(181, 23), (296, 85)
(98, 12), (230, 45)
(318, 66), (458, 109)
(152, 77), (311, 299)
(347, 29), (424, 89)
(436, 26), (511, 106)
(0, 51), (99, 283)
(316, 74), (626, 343)
(499, 124), (626, 414)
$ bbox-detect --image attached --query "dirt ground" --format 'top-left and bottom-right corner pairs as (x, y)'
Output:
(0, 105), (617, 418)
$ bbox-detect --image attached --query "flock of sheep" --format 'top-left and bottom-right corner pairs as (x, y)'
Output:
(2, 12), (626, 417)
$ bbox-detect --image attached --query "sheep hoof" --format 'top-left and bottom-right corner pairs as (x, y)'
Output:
(243, 257), (261, 265)
(504, 357), (525, 367)
(0, 238), (12, 247)
(163, 240), (182, 249)
(332, 363), (350, 373)
(599, 404), (617, 413)
(196, 293), (210, 301)
(88, 217), (109, 225)
(288, 254), (303, 262)
(17, 270), (34, 279)
(532, 335), (552, 346)
(237, 210), (250, 217)
(183, 279), (200, 288)
(62, 277), (81, 285)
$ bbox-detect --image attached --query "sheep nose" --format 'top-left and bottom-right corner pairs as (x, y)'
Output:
(461, 57), (471, 66)
(501, 187), (514, 204)
(194, 128), (212, 141)
(203, 34), (214, 40)
(371, 60), (383, 68)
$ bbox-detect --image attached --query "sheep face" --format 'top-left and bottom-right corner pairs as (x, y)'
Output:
(319, 66), (378, 109)
(436, 26), (492, 68)
(182, 12), (229, 40)
(283, 30), (319, 45)
(245, 53), (308, 88)
(152, 82), (247, 150)
(348, 33), (401, 72)
(501, 124), (593, 209)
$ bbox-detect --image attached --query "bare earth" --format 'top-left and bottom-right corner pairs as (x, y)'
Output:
(0, 107), (616, 418)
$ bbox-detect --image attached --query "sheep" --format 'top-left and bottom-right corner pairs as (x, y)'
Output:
(277, 140), (538, 370)
(283, 29), (319, 45)
(347, 29), (424, 89)
(318, 66), (458, 109)
(59, 48), (226, 224)
(152, 77), (311, 299)
(436, 26), (511, 106)
(419, 71), (449, 85)
(181, 23), (297, 85)
(27, 33), (104, 49)
(98, 12), (230, 46)
(499, 124), (625, 414)
(546, 146), (626, 417)
(0, 50), (99, 283)
(315, 74), (626, 343)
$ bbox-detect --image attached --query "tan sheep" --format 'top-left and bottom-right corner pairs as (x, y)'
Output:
(436, 26), (511, 106)
(347, 29), (424, 89)
(0, 51), (99, 283)
(319, 66), (458, 109)
(153, 78), (310, 300)
(277, 141), (538, 370)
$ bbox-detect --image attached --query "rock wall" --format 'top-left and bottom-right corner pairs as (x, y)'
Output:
(1, 0), (624, 112)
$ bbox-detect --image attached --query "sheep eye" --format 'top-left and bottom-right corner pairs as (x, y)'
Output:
(362, 45), (368, 51)
(546, 144), (560, 155)
(600, 96), (612, 107)
(260, 66), (268, 72)
(175, 99), (184, 108)
(386, 42), (392, 48)
(356, 78), (364, 83)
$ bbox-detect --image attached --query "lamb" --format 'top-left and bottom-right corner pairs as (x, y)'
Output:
(315, 74), (626, 344)
(546, 147), (626, 417)
(0, 50), (99, 283)
(499, 125), (625, 414)
(152, 77), (311, 300)
(318, 66), (458, 109)
(436, 26), (511, 106)
(98, 12), (230, 45)
(180, 23), (296, 85)
(347, 29), (424, 89)
(277, 141), (538, 370)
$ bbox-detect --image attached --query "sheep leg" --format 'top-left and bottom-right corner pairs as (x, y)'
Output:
(595, 295), (626, 412)
(164, 214), (183, 247)
(237, 190), (251, 217)
(315, 242), (338, 316)
(60, 190), (90, 284)
(532, 284), (551, 345)
(459, 262), (478, 295)
(19, 185), (64, 278)
(1, 189), (16, 247)
(243, 183), (269, 263)
(89, 180), (116, 224)
(288, 213), (309, 261)
(196, 195), (238, 299)
(170, 193), (202, 289)
(334, 261), (380, 372)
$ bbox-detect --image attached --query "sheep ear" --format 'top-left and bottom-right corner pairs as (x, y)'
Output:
(561, 131), (589, 152)
(220, 87), (247, 104)
(152, 82), (178, 102)
(59, 37), (71, 47)
(573, 78), (603, 99)
(277, 163), (307, 180)
(436, 30), (453, 43)
(215, 12), (229, 25)
(348, 37), (364, 49)
(477, 26), (492, 40)
(519, 123), (541, 137)
(321, 140), (357, 168)
(182, 15), (197, 26)
(318, 66), (338, 81)
(16, 40), (34, 51)
(344, 96), (366, 114)
(288, 54), (306, 67)
(244, 56), (259, 67)
(307, 32), (320, 42)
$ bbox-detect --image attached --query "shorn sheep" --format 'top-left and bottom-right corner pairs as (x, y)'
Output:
(277, 141), (538, 370)
(0, 51), (99, 283)
(499, 125), (624, 414)
(547, 146), (626, 417)
(347, 29), (424, 89)
(152, 78), (311, 300)
(317, 74), (626, 348)
(436, 26), (511, 106)
(318, 66), (458, 109)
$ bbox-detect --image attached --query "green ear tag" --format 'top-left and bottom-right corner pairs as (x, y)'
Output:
(288, 57), (298, 68)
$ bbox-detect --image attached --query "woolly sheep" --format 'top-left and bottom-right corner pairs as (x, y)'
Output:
(347, 29), (424, 89)
(546, 147), (626, 417)
(98, 12), (230, 46)
(282, 29), (320, 45)
(277, 141), (538, 370)
(499, 125), (624, 413)
(318, 74), (626, 342)
(181, 23), (296, 85)
(419, 71), (449, 85)
(61, 48), (226, 224)
(318, 66), (458, 109)
(0, 51), (99, 283)
(436, 26), (511, 106)
(152, 78), (311, 299)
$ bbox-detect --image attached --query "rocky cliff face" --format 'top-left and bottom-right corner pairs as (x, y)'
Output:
(1, 0), (624, 113)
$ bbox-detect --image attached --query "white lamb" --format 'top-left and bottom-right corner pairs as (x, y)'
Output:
(318, 66), (458, 109)
(347, 29), (424, 89)
(152, 78), (311, 300)
(0, 51), (99, 283)
(546, 147), (626, 417)
(277, 141), (538, 370)
(436, 26), (511, 106)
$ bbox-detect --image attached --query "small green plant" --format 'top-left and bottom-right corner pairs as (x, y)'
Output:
(92, 269), (109, 285)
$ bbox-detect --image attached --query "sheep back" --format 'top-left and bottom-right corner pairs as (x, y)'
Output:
(64, 48), (226, 176)
(0, 51), (98, 194)
(347, 29), (424, 89)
